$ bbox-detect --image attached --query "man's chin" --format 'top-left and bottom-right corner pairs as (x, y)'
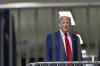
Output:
(63, 30), (68, 33)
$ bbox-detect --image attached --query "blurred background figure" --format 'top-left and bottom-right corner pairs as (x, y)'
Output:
(0, 9), (16, 66)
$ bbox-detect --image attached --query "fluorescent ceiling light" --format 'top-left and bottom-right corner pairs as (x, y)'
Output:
(76, 34), (83, 44)
(59, 11), (75, 25)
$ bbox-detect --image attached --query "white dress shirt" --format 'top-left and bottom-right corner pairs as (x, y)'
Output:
(60, 29), (73, 53)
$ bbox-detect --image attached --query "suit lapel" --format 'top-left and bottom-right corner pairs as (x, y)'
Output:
(52, 31), (66, 61)
(69, 33), (75, 61)
(56, 31), (66, 61)
(70, 33), (79, 61)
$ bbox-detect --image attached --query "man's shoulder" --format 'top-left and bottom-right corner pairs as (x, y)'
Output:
(72, 33), (77, 36)
(70, 33), (78, 38)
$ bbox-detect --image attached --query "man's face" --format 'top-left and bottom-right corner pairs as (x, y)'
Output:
(58, 16), (71, 33)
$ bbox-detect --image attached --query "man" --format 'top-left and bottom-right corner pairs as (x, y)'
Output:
(45, 16), (82, 63)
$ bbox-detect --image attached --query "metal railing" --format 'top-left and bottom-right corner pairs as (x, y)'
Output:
(26, 61), (100, 66)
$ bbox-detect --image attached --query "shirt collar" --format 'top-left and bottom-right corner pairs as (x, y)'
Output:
(60, 29), (69, 36)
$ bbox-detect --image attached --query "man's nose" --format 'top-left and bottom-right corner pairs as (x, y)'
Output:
(64, 23), (67, 26)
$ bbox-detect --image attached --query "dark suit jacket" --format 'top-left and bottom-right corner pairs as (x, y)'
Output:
(45, 31), (82, 61)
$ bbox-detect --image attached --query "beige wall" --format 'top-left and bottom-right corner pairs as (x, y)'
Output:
(11, 7), (100, 56)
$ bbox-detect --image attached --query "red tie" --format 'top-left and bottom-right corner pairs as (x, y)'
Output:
(65, 33), (72, 61)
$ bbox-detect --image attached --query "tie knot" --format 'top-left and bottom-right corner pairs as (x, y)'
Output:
(64, 33), (67, 36)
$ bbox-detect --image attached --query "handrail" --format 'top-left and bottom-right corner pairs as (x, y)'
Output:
(0, 2), (100, 9)
(26, 61), (100, 66)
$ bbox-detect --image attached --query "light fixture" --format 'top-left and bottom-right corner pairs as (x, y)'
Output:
(76, 34), (83, 44)
(59, 11), (75, 25)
